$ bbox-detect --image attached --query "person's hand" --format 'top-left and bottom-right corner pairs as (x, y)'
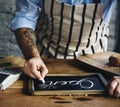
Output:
(107, 76), (120, 98)
(23, 56), (48, 80)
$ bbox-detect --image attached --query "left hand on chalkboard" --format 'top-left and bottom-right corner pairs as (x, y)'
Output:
(23, 56), (48, 80)
(107, 76), (120, 98)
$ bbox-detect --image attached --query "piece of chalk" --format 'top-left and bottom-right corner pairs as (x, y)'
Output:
(41, 78), (45, 84)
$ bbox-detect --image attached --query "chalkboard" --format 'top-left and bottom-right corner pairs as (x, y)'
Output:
(28, 73), (107, 95)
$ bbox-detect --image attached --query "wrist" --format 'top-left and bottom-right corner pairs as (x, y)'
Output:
(25, 49), (40, 60)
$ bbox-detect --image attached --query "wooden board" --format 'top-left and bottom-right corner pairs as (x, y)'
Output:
(28, 73), (107, 96)
(77, 51), (120, 76)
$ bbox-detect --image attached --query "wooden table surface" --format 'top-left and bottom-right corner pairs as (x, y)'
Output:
(0, 58), (120, 107)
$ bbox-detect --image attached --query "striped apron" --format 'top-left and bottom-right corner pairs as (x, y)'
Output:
(36, 0), (109, 59)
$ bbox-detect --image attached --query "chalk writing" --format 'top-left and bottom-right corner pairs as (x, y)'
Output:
(31, 74), (107, 96)
(37, 78), (94, 90)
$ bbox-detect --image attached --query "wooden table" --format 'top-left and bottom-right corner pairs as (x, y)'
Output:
(0, 58), (120, 107)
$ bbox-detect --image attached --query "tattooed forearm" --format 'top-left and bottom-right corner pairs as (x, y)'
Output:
(14, 28), (40, 59)
(24, 28), (36, 47)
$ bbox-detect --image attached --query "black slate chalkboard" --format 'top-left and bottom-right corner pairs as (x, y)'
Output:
(28, 73), (107, 95)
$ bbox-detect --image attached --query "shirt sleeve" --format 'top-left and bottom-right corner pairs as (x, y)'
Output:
(102, 0), (117, 25)
(10, 0), (42, 31)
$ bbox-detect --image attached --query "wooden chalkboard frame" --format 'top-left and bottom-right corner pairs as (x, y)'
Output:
(28, 73), (107, 96)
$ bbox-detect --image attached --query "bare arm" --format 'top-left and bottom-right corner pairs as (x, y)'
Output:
(14, 28), (39, 59)
(14, 28), (48, 80)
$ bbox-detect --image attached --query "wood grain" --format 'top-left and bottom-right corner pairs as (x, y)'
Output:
(0, 56), (120, 107)
(77, 51), (120, 76)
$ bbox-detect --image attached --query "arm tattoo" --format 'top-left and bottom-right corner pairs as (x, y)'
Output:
(24, 28), (37, 47)
(14, 28), (39, 59)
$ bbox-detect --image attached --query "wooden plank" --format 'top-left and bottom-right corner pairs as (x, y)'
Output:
(0, 58), (120, 107)
(77, 51), (120, 75)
